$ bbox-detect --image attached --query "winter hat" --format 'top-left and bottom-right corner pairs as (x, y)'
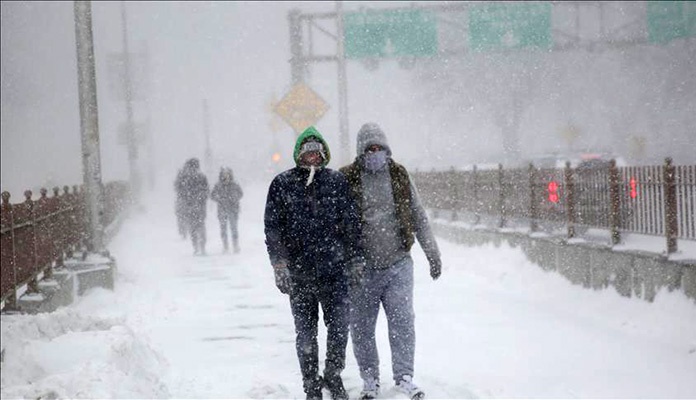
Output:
(298, 140), (326, 160)
(293, 126), (331, 167)
(219, 167), (233, 181)
(356, 122), (391, 156)
(186, 158), (200, 170)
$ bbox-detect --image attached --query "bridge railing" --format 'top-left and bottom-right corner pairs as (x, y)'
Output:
(413, 158), (695, 254)
(0, 181), (131, 307)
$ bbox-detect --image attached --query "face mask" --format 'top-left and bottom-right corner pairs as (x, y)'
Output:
(363, 150), (388, 172)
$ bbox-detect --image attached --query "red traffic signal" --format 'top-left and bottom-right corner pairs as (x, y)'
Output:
(548, 180), (559, 203)
(630, 176), (637, 199)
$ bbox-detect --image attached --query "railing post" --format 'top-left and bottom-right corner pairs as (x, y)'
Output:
(528, 163), (537, 232)
(565, 161), (576, 239)
(663, 157), (678, 254)
(449, 167), (458, 221)
(473, 165), (480, 225)
(1, 191), (18, 310)
(609, 159), (622, 245)
(38, 188), (54, 280)
(62, 185), (74, 259)
(24, 190), (40, 294)
(52, 186), (64, 269)
(498, 163), (506, 228)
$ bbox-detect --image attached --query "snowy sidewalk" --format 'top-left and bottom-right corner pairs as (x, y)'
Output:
(2, 183), (696, 399)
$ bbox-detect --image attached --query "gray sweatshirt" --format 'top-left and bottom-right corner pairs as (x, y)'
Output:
(360, 166), (441, 269)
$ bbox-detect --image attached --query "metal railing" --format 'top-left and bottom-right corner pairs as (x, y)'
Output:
(0, 181), (131, 307)
(413, 158), (695, 253)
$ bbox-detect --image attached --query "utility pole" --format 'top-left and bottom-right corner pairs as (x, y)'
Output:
(203, 99), (213, 177)
(120, 0), (140, 204)
(288, 9), (304, 85)
(142, 41), (155, 190)
(74, 0), (104, 252)
(336, 1), (350, 165)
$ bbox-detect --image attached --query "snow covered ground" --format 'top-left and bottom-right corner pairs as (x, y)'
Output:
(2, 182), (696, 399)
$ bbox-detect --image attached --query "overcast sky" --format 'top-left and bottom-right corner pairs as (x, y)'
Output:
(2, 1), (695, 197)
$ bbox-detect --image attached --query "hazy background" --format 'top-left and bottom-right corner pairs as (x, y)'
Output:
(2, 1), (695, 197)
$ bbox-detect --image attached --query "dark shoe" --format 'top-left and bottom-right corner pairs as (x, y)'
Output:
(323, 375), (348, 400)
(305, 376), (323, 400)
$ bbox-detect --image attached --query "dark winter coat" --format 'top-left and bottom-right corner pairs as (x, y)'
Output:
(264, 128), (362, 281)
(175, 170), (209, 219)
(211, 180), (243, 215)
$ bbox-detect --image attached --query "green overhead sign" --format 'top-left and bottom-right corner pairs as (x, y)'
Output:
(647, 1), (696, 44)
(344, 9), (438, 59)
(469, 2), (552, 51)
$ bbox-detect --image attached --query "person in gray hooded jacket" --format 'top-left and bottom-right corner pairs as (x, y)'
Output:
(339, 122), (442, 400)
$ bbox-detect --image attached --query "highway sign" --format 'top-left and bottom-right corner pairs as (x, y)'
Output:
(344, 9), (438, 58)
(274, 83), (329, 134)
(469, 3), (552, 51)
(647, 1), (696, 44)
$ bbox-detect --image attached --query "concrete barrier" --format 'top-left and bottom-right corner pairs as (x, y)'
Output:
(432, 221), (696, 303)
(13, 254), (116, 314)
(64, 254), (116, 296)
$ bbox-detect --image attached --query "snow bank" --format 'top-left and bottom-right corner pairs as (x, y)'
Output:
(1, 300), (169, 399)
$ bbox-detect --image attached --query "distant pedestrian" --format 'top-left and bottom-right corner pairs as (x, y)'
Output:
(340, 122), (442, 400)
(211, 167), (243, 253)
(264, 126), (364, 400)
(175, 158), (209, 255)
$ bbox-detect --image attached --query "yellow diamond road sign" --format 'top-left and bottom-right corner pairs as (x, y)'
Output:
(274, 83), (329, 134)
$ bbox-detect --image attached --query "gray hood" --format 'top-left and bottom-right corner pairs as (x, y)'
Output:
(356, 122), (392, 156)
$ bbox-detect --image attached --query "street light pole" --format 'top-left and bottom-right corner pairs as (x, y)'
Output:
(336, 1), (350, 165)
(203, 99), (213, 177)
(74, 0), (104, 252)
(120, 0), (141, 204)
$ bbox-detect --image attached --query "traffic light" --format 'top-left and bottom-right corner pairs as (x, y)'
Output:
(272, 152), (281, 163)
(630, 176), (637, 199)
(548, 180), (559, 203)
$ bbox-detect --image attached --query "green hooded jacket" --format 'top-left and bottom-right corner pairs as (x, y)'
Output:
(293, 126), (331, 167)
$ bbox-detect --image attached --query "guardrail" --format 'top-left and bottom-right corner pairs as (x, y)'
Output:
(0, 181), (131, 308)
(413, 158), (695, 253)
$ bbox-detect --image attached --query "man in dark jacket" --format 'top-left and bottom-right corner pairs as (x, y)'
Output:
(211, 167), (243, 253)
(264, 126), (363, 400)
(175, 158), (209, 255)
(340, 122), (442, 400)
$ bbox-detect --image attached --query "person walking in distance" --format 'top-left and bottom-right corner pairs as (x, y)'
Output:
(176, 158), (209, 255)
(340, 122), (443, 400)
(211, 167), (243, 253)
(264, 126), (364, 400)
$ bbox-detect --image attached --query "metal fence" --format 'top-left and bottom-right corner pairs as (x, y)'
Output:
(413, 158), (695, 253)
(0, 181), (131, 307)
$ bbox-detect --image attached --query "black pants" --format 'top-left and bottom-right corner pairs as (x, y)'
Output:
(289, 275), (349, 394)
(218, 209), (239, 250)
(187, 210), (206, 253)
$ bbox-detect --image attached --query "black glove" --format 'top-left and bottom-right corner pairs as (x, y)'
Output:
(429, 257), (442, 280)
(348, 258), (365, 290)
(274, 265), (291, 294)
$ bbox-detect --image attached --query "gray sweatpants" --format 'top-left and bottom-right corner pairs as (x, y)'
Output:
(350, 256), (415, 384)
